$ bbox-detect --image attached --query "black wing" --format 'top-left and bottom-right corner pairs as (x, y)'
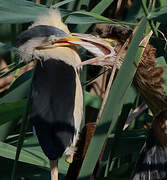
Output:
(31, 59), (76, 160)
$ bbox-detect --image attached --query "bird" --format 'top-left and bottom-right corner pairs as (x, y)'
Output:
(93, 23), (167, 113)
(93, 23), (167, 179)
(16, 10), (83, 180)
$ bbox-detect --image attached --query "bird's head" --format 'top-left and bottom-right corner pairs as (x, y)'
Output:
(17, 10), (117, 69)
(17, 9), (82, 67)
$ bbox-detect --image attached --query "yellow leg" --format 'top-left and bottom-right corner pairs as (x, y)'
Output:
(50, 160), (58, 180)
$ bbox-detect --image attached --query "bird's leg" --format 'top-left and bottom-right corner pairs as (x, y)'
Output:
(65, 145), (76, 164)
(50, 160), (58, 180)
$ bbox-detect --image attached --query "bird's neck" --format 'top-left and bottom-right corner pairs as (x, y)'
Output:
(34, 47), (81, 68)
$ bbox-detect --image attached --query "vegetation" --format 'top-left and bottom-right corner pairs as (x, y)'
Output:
(0, 0), (167, 180)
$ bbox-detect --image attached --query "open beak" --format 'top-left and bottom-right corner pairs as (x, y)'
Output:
(36, 33), (117, 68)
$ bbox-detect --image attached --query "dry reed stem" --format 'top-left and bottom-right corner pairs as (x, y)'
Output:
(0, 61), (35, 93)
(96, 34), (131, 124)
(100, 69), (108, 98)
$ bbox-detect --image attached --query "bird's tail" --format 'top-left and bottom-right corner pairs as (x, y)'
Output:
(50, 160), (59, 180)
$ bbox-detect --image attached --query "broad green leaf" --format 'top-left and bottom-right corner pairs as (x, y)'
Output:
(23, 136), (69, 174)
(0, 100), (26, 126)
(73, 0), (113, 32)
(53, 0), (75, 8)
(78, 18), (147, 180)
(156, 0), (167, 6)
(0, 137), (69, 177)
(0, 0), (49, 24)
(84, 91), (102, 109)
(71, 11), (115, 23)
(148, 5), (167, 23)
(103, 87), (137, 176)
(70, 11), (115, 23)
(0, 0), (70, 24)
(67, 0), (90, 11)
(90, 0), (114, 14)
(65, 11), (136, 25)
(65, 11), (112, 24)
(0, 141), (49, 168)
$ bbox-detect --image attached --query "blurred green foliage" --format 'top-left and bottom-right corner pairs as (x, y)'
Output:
(0, 0), (167, 180)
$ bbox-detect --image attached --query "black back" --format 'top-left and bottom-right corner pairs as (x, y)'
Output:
(31, 59), (76, 160)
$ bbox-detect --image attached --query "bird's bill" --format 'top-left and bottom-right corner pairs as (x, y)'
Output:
(60, 34), (117, 67)
(71, 33), (117, 67)
(36, 33), (117, 68)
(36, 34), (83, 49)
(52, 35), (83, 46)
